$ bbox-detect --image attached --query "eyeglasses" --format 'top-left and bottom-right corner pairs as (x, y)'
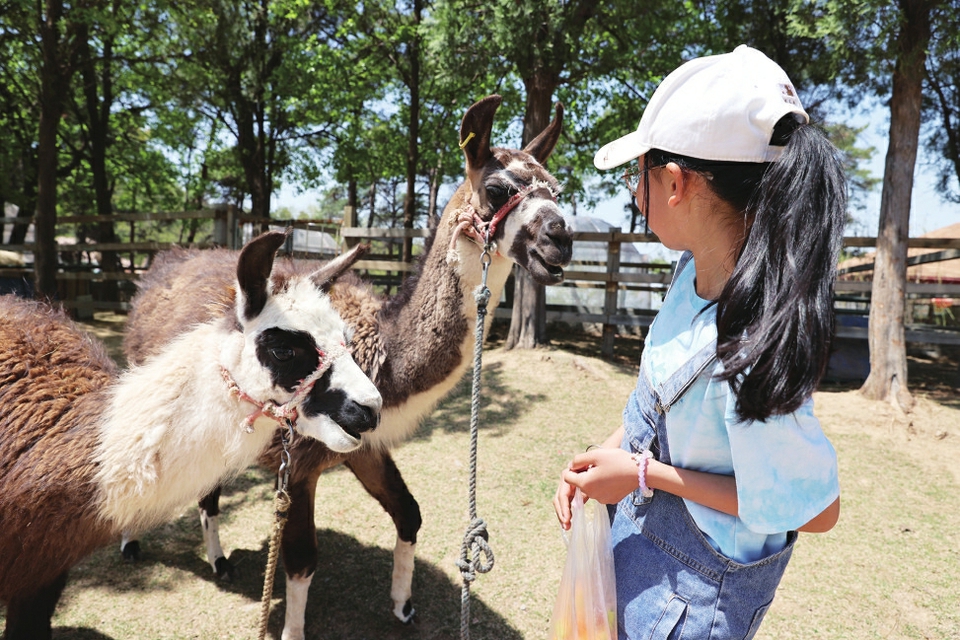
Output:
(621, 163), (715, 197)
(621, 164), (659, 198)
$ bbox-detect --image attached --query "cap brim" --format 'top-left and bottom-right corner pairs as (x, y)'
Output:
(594, 130), (649, 170)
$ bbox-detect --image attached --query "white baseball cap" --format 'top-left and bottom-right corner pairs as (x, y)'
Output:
(594, 45), (809, 170)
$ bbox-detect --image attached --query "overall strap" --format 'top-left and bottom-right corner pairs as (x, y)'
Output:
(653, 341), (718, 416)
(653, 250), (717, 415)
(648, 340), (717, 468)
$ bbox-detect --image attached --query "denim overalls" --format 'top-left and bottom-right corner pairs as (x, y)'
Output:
(611, 256), (797, 640)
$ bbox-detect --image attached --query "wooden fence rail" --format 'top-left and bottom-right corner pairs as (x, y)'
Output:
(2, 208), (960, 356)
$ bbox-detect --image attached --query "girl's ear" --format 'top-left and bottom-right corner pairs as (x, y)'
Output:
(664, 162), (686, 208)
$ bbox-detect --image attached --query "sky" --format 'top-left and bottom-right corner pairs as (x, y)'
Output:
(853, 110), (959, 238)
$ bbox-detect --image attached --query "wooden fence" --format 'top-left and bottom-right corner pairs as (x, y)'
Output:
(2, 207), (960, 357)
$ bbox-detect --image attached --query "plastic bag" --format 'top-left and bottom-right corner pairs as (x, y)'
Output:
(549, 488), (618, 640)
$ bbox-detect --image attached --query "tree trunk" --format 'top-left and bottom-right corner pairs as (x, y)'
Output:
(860, 0), (933, 411)
(347, 178), (358, 210)
(80, 26), (120, 302)
(506, 265), (548, 348)
(236, 100), (270, 222)
(401, 0), (422, 265)
(427, 165), (440, 231)
(505, 73), (559, 350)
(34, 0), (68, 301)
(233, 4), (271, 227)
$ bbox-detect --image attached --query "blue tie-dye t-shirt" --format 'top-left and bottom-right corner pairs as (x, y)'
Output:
(642, 255), (839, 563)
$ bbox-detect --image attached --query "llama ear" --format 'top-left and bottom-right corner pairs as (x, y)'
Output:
(460, 94), (501, 171)
(309, 243), (369, 289)
(237, 230), (288, 320)
(523, 102), (564, 164)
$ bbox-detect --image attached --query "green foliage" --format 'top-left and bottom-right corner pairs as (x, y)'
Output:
(923, 3), (960, 204)
(1, 0), (957, 235)
(0, 0), (43, 219)
(822, 121), (880, 216)
(787, 0), (901, 102)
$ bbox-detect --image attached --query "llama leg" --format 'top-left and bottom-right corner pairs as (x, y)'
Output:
(199, 485), (233, 579)
(3, 571), (68, 640)
(282, 573), (313, 640)
(346, 450), (421, 623)
(279, 472), (321, 640)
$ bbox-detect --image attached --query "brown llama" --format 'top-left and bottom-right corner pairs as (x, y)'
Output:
(0, 231), (382, 640)
(119, 95), (573, 640)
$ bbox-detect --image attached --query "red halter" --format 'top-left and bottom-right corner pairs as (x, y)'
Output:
(450, 183), (557, 251)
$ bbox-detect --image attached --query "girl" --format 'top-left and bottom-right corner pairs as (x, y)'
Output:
(553, 45), (844, 639)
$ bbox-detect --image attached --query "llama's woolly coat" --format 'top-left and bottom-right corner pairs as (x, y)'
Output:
(124, 249), (392, 482)
(123, 239), (482, 485)
(0, 234), (382, 640)
(0, 296), (118, 601)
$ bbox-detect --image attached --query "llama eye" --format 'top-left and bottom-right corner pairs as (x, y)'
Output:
(270, 347), (295, 362)
(486, 184), (508, 202)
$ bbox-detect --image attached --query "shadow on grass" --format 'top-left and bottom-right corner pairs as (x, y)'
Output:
(52, 628), (118, 640)
(66, 522), (521, 640)
(413, 360), (547, 442)
(486, 319), (644, 376)
(819, 340), (960, 410)
(272, 527), (522, 640)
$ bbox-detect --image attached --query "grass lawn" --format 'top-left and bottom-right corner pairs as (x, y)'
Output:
(5, 315), (959, 639)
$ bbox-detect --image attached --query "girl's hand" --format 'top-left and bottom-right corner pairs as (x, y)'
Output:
(554, 447), (639, 530)
(553, 476), (578, 531)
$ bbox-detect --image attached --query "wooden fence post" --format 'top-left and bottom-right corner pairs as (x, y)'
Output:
(213, 203), (239, 248)
(341, 205), (357, 253)
(601, 230), (621, 358)
(213, 204), (229, 247)
(226, 204), (238, 249)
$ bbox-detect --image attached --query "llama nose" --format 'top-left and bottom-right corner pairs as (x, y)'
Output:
(543, 213), (573, 264)
(302, 385), (380, 434)
(344, 401), (379, 434)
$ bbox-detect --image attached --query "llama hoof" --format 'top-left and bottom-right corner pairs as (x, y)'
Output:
(121, 540), (141, 562)
(394, 599), (416, 624)
(213, 556), (235, 581)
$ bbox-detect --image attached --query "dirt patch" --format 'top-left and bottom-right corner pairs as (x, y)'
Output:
(75, 311), (129, 368)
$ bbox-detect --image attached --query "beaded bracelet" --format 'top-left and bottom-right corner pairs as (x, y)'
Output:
(631, 450), (654, 498)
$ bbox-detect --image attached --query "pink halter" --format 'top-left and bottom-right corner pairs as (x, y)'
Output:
(221, 342), (347, 433)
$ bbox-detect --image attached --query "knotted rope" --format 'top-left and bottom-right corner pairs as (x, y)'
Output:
(257, 420), (294, 640)
(456, 245), (496, 640)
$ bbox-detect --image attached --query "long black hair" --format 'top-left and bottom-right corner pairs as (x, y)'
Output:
(645, 119), (847, 422)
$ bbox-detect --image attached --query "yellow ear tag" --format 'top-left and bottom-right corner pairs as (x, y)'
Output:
(458, 131), (476, 149)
